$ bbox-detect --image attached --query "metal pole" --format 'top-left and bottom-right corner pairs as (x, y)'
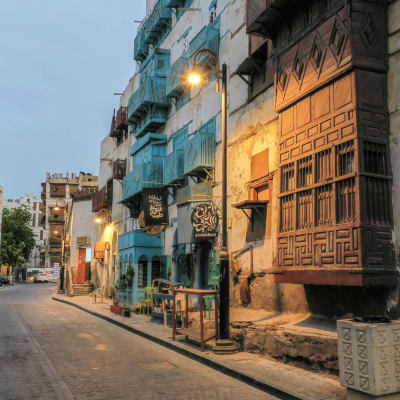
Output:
(219, 63), (230, 340)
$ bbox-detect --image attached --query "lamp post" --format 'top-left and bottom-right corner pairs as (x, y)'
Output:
(185, 49), (237, 353)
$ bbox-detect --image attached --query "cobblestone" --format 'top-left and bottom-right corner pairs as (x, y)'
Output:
(0, 284), (273, 400)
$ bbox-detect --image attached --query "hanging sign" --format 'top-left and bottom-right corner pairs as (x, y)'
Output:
(191, 204), (219, 240)
(142, 188), (169, 226)
(138, 211), (165, 236)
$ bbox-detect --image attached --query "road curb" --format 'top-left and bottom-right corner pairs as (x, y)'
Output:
(52, 295), (305, 400)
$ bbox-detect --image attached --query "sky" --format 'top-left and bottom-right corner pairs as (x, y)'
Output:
(0, 0), (146, 200)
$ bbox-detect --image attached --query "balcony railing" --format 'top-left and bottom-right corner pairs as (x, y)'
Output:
(134, 22), (149, 62)
(113, 159), (127, 180)
(119, 229), (164, 250)
(109, 107), (128, 138)
(164, 149), (185, 185)
(128, 77), (170, 137)
(122, 162), (163, 201)
(48, 216), (65, 224)
(92, 183), (113, 212)
(143, 0), (172, 46)
(184, 128), (216, 176)
(185, 22), (220, 67)
(166, 56), (189, 98)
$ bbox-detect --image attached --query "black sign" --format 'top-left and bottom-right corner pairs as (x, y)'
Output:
(191, 204), (219, 240)
(142, 188), (169, 226)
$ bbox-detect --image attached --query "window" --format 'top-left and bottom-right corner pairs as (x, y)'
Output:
(316, 184), (333, 226)
(138, 255), (148, 288)
(315, 149), (332, 182)
(280, 194), (295, 232)
(336, 178), (356, 223)
(40, 230), (43, 240)
(365, 177), (391, 225)
(364, 141), (387, 175)
(281, 162), (295, 193)
(297, 190), (313, 229)
(176, 91), (190, 110)
(297, 156), (312, 188)
(152, 256), (161, 282)
(336, 140), (355, 176)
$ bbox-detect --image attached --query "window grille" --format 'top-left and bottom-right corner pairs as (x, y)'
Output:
(280, 194), (295, 232)
(281, 162), (295, 193)
(315, 149), (332, 182)
(138, 256), (148, 288)
(365, 177), (391, 225)
(336, 178), (356, 224)
(364, 142), (387, 175)
(336, 140), (355, 176)
(316, 184), (333, 226)
(297, 156), (312, 188)
(297, 190), (313, 229)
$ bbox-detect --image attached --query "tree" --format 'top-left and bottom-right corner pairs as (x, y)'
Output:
(0, 205), (36, 275)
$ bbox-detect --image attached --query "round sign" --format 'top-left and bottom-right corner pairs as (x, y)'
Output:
(191, 204), (219, 240)
(138, 211), (165, 235)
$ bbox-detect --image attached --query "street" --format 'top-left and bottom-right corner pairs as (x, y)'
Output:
(0, 284), (274, 400)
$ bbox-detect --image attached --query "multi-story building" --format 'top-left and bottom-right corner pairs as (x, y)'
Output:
(92, 104), (131, 299)
(64, 188), (98, 296)
(3, 192), (45, 268)
(114, 0), (400, 318)
(40, 172), (98, 271)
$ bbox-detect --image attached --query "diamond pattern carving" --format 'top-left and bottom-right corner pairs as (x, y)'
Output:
(360, 377), (370, 391)
(329, 20), (346, 64)
(345, 372), (355, 386)
(309, 34), (325, 74)
(344, 342), (353, 355)
(360, 13), (378, 49)
(342, 328), (352, 341)
(344, 357), (354, 371)
(359, 361), (369, 375)
(277, 63), (288, 95)
(292, 50), (305, 85)
(357, 329), (367, 344)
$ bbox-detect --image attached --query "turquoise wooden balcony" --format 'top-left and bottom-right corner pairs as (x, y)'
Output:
(128, 77), (170, 138)
(143, 0), (172, 46)
(166, 56), (189, 98)
(134, 22), (149, 62)
(122, 162), (163, 201)
(185, 21), (220, 67)
(164, 149), (185, 185)
(184, 126), (216, 176)
(119, 229), (164, 250)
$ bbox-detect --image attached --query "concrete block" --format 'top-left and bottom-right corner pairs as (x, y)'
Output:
(338, 319), (400, 397)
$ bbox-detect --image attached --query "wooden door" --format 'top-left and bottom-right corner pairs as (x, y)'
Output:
(77, 248), (88, 283)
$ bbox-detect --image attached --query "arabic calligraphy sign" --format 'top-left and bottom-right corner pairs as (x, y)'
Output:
(142, 188), (169, 226)
(191, 204), (219, 240)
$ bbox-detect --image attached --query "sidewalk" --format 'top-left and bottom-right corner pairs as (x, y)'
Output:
(52, 293), (346, 400)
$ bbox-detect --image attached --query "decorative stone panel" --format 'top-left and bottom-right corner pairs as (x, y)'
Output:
(338, 319), (400, 396)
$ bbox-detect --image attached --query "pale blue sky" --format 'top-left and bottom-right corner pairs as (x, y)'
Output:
(0, 0), (146, 199)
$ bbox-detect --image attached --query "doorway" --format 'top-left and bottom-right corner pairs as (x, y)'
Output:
(77, 247), (90, 283)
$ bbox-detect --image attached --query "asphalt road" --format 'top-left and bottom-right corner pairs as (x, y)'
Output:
(0, 283), (275, 400)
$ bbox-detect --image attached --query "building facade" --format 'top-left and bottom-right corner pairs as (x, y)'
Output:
(100, 0), (400, 323)
(40, 172), (98, 272)
(64, 189), (98, 295)
(3, 192), (46, 268)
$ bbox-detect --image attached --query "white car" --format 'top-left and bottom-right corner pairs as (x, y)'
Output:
(34, 273), (49, 283)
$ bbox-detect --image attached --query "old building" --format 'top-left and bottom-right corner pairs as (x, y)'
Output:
(93, 0), (400, 370)
(92, 104), (131, 299)
(3, 192), (45, 268)
(40, 172), (98, 272)
(64, 188), (98, 296)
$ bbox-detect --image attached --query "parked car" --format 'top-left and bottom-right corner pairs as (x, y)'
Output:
(0, 276), (10, 285)
(34, 273), (49, 283)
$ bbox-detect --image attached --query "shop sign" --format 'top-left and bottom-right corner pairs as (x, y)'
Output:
(191, 204), (219, 240)
(142, 188), (169, 226)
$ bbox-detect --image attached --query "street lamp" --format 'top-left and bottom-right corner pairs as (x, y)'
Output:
(185, 49), (237, 354)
